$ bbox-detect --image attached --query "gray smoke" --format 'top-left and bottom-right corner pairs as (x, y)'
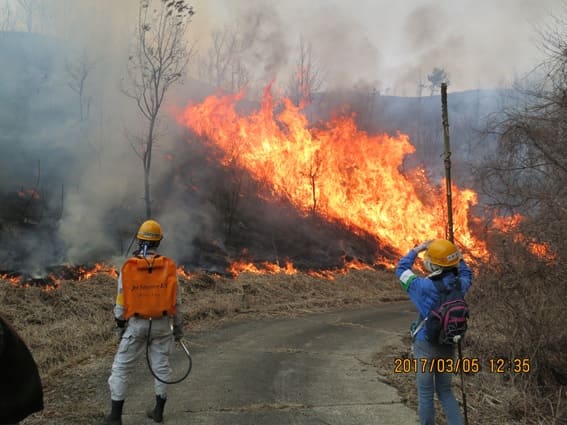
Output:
(0, 0), (560, 273)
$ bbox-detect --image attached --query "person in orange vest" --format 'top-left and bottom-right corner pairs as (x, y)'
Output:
(101, 219), (183, 425)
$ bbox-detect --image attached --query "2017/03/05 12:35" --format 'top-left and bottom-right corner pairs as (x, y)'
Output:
(393, 357), (531, 374)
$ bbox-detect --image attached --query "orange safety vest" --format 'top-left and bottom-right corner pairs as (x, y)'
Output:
(121, 255), (177, 319)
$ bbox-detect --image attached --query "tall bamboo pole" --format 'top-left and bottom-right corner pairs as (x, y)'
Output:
(441, 82), (469, 425)
(441, 83), (454, 244)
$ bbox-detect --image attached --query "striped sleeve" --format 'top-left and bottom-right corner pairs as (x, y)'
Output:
(399, 269), (418, 292)
(174, 277), (183, 327)
(395, 249), (419, 292)
(113, 271), (125, 320)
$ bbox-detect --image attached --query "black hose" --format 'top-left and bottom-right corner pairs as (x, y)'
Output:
(145, 318), (192, 385)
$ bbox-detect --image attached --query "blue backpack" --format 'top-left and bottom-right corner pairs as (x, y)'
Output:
(424, 277), (469, 345)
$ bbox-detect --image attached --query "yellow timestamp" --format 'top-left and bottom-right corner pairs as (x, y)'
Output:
(488, 358), (531, 374)
(393, 357), (532, 374)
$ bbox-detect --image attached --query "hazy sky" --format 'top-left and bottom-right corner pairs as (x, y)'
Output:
(193, 0), (564, 94)
(1, 0), (563, 94)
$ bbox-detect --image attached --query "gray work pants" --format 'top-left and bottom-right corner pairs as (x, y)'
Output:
(108, 316), (174, 400)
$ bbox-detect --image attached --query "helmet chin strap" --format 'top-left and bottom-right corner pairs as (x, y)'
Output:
(424, 259), (443, 278)
(427, 269), (443, 278)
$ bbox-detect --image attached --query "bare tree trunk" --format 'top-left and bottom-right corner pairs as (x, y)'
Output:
(123, 0), (194, 220)
(143, 117), (156, 218)
(144, 165), (151, 218)
(17, 0), (34, 32)
(310, 174), (317, 214)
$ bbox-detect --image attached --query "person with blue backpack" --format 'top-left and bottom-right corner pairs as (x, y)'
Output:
(396, 238), (473, 425)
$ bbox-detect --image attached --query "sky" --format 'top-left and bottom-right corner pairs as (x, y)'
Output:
(0, 0), (563, 94)
(196, 0), (564, 94)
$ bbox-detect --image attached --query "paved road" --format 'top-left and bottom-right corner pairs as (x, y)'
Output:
(121, 302), (419, 425)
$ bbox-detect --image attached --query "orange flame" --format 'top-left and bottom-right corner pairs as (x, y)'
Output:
(0, 273), (59, 291)
(76, 263), (118, 281)
(227, 257), (381, 280)
(176, 86), (488, 263)
(0, 273), (20, 285)
(176, 266), (195, 280)
(228, 259), (297, 276)
(490, 214), (556, 261)
(0, 263), (119, 292)
(343, 257), (374, 271)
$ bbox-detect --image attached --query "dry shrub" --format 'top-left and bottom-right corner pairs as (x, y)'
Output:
(465, 234), (567, 424)
(371, 232), (566, 424)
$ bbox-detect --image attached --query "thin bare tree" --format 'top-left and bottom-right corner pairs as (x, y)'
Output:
(301, 150), (322, 214)
(66, 53), (96, 122)
(198, 23), (256, 92)
(16, 0), (37, 32)
(123, 0), (195, 218)
(285, 36), (323, 106)
(1, 2), (14, 32)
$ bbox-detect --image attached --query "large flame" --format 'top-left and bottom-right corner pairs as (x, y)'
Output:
(176, 86), (487, 263)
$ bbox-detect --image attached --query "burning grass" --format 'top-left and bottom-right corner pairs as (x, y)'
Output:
(177, 86), (488, 259)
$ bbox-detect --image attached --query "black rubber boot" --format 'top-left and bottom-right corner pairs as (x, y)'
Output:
(147, 395), (167, 423)
(101, 399), (123, 425)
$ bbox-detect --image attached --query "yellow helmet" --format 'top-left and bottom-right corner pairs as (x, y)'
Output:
(136, 219), (163, 241)
(424, 239), (460, 271)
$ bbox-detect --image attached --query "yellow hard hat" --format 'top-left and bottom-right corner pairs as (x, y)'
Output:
(424, 239), (460, 269)
(136, 219), (163, 241)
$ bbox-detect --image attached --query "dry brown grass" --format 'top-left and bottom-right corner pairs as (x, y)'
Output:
(0, 267), (406, 424)
(0, 268), (404, 377)
(0, 276), (116, 376)
(6, 262), (563, 424)
(180, 268), (407, 328)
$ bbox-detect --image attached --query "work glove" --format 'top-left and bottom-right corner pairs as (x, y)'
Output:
(173, 325), (183, 342)
(413, 240), (432, 253)
(114, 318), (127, 341)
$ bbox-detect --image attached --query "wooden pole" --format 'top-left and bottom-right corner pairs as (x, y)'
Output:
(441, 83), (454, 244)
(442, 83), (468, 425)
